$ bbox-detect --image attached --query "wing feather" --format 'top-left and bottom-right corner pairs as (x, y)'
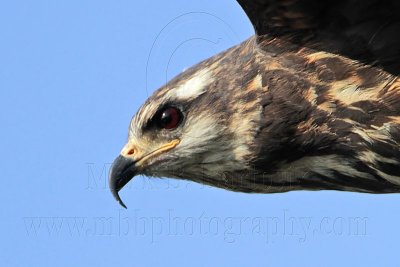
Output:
(236, 0), (400, 75)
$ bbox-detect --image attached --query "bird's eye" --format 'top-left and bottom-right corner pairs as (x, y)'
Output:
(156, 107), (183, 130)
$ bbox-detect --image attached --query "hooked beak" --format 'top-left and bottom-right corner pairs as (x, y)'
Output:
(109, 155), (137, 209)
(108, 139), (180, 208)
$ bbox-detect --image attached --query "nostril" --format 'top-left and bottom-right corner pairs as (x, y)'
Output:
(127, 148), (135, 156)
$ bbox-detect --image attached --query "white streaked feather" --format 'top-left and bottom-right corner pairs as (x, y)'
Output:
(169, 68), (213, 100)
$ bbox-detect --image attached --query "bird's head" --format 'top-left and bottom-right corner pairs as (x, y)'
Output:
(108, 0), (400, 207)
(109, 49), (262, 207)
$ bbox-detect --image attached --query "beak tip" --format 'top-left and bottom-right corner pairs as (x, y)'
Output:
(111, 188), (128, 209)
(121, 204), (128, 209)
(115, 190), (128, 209)
(118, 199), (128, 209)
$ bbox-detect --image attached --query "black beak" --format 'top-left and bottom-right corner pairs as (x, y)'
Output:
(109, 155), (137, 208)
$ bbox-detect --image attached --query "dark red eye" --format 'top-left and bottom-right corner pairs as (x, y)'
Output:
(157, 107), (183, 130)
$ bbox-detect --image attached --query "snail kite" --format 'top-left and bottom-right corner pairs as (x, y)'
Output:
(109, 0), (400, 208)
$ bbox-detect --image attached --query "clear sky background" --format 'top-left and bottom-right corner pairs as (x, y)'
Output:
(1, 1), (400, 266)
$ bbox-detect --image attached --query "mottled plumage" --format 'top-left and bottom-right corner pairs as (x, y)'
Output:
(109, 0), (400, 208)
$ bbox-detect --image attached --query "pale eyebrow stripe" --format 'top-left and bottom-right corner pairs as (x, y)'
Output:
(172, 68), (213, 100)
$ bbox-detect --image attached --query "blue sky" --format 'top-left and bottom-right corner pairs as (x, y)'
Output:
(1, 0), (400, 266)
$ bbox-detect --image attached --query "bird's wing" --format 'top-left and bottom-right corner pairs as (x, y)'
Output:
(236, 0), (400, 75)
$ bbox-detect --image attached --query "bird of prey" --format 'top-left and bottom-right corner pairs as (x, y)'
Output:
(109, 0), (400, 208)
